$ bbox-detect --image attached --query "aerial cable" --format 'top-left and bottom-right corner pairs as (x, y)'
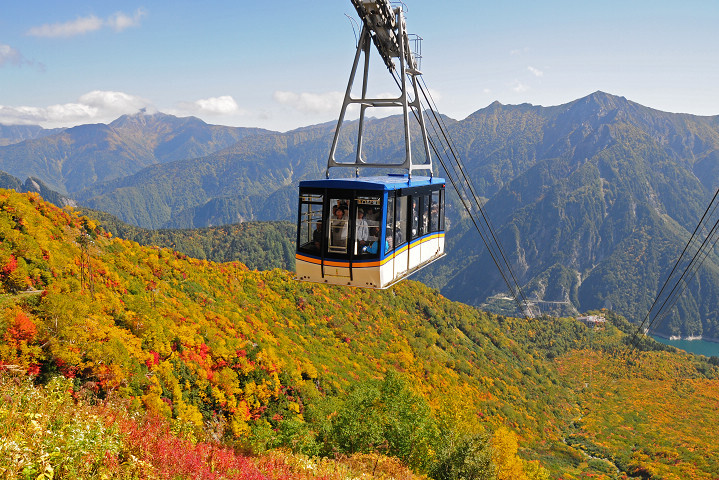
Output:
(386, 67), (532, 318)
(647, 208), (719, 332)
(416, 77), (534, 315)
(421, 100), (528, 313)
(598, 215), (719, 395)
(413, 76), (532, 316)
(345, 14), (361, 47)
(430, 135), (529, 318)
(627, 187), (719, 352)
(597, 187), (719, 393)
(644, 214), (719, 336)
(411, 84), (518, 306)
(388, 70), (521, 309)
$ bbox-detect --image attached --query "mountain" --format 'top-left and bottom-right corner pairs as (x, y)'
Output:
(69, 93), (719, 337)
(419, 92), (719, 339)
(76, 122), (336, 227)
(2, 189), (719, 479)
(0, 112), (274, 194)
(75, 115), (457, 229)
(0, 124), (63, 146)
(0, 169), (76, 208)
(3, 93), (719, 337)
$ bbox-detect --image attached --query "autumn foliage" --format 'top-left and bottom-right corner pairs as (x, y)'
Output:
(1, 189), (718, 479)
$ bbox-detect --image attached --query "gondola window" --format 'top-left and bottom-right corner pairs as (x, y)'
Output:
(298, 193), (323, 253)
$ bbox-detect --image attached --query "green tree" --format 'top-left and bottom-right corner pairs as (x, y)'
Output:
(322, 372), (439, 472)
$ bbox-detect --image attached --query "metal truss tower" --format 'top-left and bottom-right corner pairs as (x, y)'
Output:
(326, 0), (433, 179)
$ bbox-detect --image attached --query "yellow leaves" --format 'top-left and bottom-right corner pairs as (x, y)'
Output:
(491, 427), (526, 480)
(302, 362), (319, 380)
(211, 386), (227, 406)
(490, 427), (548, 480)
(230, 413), (250, 437)
(288, 401), (300, 414)
(175, 401), (204, 427)
(142, 377), (172, 418)
(83, 219), (97, 232)
(215, 367), (241, 395)
(34, 463), (54, 480)
(236, 400), (251, 421)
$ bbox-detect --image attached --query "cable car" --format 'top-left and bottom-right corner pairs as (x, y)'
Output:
(295, 0), (447, 288)
(296, 174), (445, 288)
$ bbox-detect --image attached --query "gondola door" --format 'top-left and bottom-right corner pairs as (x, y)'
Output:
(393, 194), (409, 280)
(324, 194), (353, 281)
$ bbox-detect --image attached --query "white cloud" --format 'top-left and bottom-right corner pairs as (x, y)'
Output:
(78, 90), (151, 113)
(194, 96), (240, 115)
(175, 95), (243, 117)
(0, 44), (23, 67)
(511, 81), (529, 93)
(106, 9), (147, 32)
(528, 66), (544, 77)
(27, 15), (103, 37)
(0, 90), (153, 127)
(26, 9), (146, 38)
(273, 91), (344, 114)
(0, 44), (43, 70)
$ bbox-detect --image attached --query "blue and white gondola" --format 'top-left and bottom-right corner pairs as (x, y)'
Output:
(295, 174), (445, 289)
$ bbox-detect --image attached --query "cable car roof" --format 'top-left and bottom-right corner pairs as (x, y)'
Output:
(299, 175), (445, 191)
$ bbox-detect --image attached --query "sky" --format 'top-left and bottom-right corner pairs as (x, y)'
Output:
(1, 0), (718, 132)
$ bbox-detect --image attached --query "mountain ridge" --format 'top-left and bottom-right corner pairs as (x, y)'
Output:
(426, 91), (719, 337)
(2, 91), (719, 337)
(0, 111), (275, 194)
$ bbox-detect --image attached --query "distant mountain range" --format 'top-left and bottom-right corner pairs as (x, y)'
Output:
(417, 92), (719, 339)
(0, 112), (271, 194)
(1, 92), (718, 338)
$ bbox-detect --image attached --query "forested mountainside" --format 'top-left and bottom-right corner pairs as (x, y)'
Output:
(2, 190), (719, 479)
(417, 92), (719, 339)
(75, 122), (336, 228)
(0, 112), (272, 194)
(74, 116), (456, 229)
(0, 169), (75, 208)
(3, 91), (719, 336)
(82, 207), (296, 271)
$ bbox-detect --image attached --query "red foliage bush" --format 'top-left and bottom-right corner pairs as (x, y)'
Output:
(2, 255), (17, 275)
(4, 312), (37, 343)
(118, 414), (268, 480)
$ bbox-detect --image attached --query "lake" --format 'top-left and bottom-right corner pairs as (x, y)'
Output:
(651, 335), (719, 357)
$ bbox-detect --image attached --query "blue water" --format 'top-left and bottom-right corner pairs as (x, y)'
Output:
(651, 336), (719, 357)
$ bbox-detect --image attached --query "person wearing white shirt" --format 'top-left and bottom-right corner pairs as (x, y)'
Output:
(356, 209), (369, 247)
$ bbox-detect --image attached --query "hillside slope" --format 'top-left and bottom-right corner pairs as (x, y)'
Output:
(58, 93), (719, 336)
(81, 207), (296, 271)
(2, 190), (719, 478)
(426, 93), (719, 338)
(0, 188), (571, 472)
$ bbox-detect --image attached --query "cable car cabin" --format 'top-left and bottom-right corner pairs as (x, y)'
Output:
(295, 175), (445, 289)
